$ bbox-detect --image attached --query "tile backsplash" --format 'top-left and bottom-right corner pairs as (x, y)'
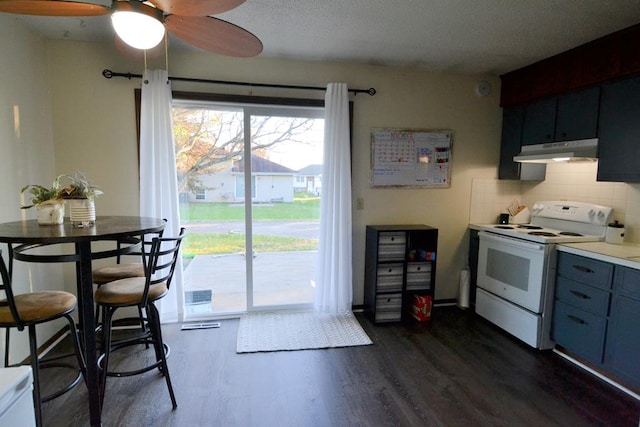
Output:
(470, 162), (640, 242)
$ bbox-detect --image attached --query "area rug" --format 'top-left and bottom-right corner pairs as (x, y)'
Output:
(236, 310), (373, 353)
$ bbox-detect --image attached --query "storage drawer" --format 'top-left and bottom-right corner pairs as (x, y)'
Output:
(406, 262), (431, 291)
(557, 252), (613, 290)
(377, 232), (406, 262)
(375, 293), (402, 322)
(555, 276), (611, 316)
(376, 263), (403, 292)
(614, 266), (640, 299)
(552, 300), (607, 364)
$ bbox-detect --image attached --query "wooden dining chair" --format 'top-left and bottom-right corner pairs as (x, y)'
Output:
(0, 250), (86, 427)
(96, 228), (185, 410)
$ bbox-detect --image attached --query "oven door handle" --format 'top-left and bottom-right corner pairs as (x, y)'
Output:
(478, 231), (545, 251)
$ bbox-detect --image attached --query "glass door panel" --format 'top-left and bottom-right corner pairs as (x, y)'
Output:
(174, 101), (324, 317)
(248, 113), (324, 309)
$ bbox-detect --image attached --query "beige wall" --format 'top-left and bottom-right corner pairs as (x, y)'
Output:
(0, 15), (65, 362)
(46, 40), (503, 305)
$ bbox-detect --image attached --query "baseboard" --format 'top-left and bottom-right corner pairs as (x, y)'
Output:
(553, 348), (640, 402)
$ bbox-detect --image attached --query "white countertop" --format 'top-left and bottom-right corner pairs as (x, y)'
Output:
(557, 241), (640, 270)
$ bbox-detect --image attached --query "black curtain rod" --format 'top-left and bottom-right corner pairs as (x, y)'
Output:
(102, 69), (376, 96)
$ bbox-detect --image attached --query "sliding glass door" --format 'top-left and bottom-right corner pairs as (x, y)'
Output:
(173, 98), (324, 317)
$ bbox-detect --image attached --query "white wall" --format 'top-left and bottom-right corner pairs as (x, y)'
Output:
(0, 15), (65, 363)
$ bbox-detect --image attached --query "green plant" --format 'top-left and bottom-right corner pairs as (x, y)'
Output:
(59, 171), (103, 200)
(20, 175), (64, 209)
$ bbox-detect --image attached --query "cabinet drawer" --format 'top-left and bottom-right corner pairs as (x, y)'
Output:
(376, 263), (403, 292)
(557, 252), (613, 289)
(555, 276), (610, 316)
(406, 262), (432, 290)
(375, 293), (402, 322)
(614, 266), (640, 299)
(552, 300), (606, 364)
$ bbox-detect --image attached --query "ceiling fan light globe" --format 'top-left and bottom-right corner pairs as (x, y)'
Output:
(111, 10), (165, 50)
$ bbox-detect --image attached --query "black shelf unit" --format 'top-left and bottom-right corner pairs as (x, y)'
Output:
(364, 225), (438, 323)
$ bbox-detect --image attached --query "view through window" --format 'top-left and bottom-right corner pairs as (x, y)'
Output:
(172, 97), (324, 318)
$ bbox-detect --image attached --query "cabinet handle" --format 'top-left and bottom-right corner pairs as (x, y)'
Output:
(568, 314), (588, 325)
(572, 264), (594, 274)
(390, 237), (395, 241)
(416, 267), (421, 271)
(388, 268), (393, 273)
(569, 290), (591, 300)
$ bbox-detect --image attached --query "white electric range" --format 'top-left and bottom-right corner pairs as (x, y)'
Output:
(474, 201), (613, 349)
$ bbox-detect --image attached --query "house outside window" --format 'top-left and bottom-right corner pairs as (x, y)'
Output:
(195, 189), (206, 200)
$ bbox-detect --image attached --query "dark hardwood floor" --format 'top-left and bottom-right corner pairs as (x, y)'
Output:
(41, 307), (640, 426)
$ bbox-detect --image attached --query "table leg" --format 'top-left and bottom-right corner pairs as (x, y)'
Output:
(76, 241), (102, 426)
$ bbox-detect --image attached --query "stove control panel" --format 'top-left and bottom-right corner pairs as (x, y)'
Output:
(533, 201), (613, 226)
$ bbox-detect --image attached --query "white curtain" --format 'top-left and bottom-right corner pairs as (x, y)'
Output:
(314, 83), (353, 314)
(139, 69), (183, 323)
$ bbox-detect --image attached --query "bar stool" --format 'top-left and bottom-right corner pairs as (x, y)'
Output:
(0, 250), (86, 427)
(96, 228), (185, 410)
(92, 222), (165, 328)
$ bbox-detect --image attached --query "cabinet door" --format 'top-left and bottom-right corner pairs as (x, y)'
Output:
(498, 106), (546, 180)
(498, 106), (523, 180)
(554, 86), (600, 141)
(552, 300), (607, 365)
(597, 76), (640, 182)
(521, 97), (557, 145)
(605, 295), (640, 388)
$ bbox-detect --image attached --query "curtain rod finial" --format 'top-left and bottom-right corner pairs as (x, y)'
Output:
(102, 69), (113, 79)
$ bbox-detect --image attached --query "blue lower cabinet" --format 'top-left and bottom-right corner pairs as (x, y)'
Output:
(605, 295), (640, 389)
(552, 300), (606, 364)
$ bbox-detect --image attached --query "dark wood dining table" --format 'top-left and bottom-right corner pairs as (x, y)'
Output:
(0, 216), (166, 427)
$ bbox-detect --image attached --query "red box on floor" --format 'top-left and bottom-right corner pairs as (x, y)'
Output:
(410, 295), (432, 321)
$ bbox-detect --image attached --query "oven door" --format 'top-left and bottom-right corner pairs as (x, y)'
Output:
(477, 231), (547, 313)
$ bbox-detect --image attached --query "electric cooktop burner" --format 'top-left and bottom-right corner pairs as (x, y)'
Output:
(558, 231), (583, 236)
(494, 225), (514, 229)
(528, 231), (557, 237)
(518, 225), (543, 230)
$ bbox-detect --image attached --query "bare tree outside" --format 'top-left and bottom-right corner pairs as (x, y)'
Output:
(173, 107), (317, 196)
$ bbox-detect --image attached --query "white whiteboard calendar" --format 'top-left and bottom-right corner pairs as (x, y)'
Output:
(370, 128), (453, 188)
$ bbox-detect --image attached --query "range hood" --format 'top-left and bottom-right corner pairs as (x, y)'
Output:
(514, 139), (598, 164)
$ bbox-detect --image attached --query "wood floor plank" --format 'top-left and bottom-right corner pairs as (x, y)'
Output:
(41, 307), (640, 426)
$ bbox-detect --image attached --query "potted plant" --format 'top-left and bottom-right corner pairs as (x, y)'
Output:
(21, 175), (65, 225)
(59, 171), (103, 227)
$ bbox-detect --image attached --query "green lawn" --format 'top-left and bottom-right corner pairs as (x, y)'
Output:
(180, 198), (320, 221)
(180, 199), (320, 256)
(182, 233), (318, 257)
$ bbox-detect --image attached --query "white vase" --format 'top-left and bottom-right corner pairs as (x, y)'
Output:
(67, 199), (96, 227)
(36, 200), (65, 225)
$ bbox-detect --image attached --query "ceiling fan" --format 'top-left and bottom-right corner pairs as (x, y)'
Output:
(0, 0), (263, 57)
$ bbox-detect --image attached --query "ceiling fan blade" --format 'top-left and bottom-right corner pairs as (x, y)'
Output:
(165, 15), (262, 57)
(148, 0), (244, 17)
(0, 0), (109, 16)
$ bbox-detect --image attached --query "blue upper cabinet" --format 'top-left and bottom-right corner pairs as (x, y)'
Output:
(597, 75), (640, 182)
(554, 86), (600, 141)
(521, 97), (558, 145)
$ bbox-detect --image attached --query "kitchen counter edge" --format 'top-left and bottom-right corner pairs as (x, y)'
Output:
(557, 241), (640, 270)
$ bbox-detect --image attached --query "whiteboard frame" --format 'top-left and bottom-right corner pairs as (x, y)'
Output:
(370, 128), (454, 188)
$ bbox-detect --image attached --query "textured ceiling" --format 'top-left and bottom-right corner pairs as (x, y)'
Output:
(8, 0), (640, 74)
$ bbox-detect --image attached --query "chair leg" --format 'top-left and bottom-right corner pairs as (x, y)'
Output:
(147, 303), (177, 409)
(99, 306), (114, 408)
(4, 328), (10, 367)
(64, 313), (87, 385)
(28, 325), (44, 427)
